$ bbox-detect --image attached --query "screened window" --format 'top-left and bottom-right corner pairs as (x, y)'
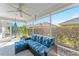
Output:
(51, 6), (79, 51)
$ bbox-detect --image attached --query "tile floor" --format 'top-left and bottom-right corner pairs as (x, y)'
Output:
(0, 39), (57, 56)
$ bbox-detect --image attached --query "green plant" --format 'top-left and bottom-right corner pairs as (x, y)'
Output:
(17, 26), (32, 37)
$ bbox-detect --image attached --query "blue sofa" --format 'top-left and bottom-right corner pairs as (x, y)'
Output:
(15, 38), (28, 53)
(15, 35), (55, 56)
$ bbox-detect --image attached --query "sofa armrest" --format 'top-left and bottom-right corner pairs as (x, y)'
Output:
(47, 45), (57, 56)
(46, 46), (54, 53)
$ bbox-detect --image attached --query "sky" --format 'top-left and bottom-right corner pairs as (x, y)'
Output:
(51, 6), (79, 25)
(15, 6), (79, 26)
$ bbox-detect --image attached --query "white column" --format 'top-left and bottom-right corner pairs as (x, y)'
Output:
(10, 25), (12, 37)
(2, 24), (6, 38)
(32, 15), (37, 35)
(49, 14), (52, 37)
(32, 20), (34, 35)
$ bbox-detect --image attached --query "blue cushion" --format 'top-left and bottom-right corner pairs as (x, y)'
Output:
(41, 37), (46, 45)
(28, 41), (41, 48)
(35, 35), (39, 42)
(28, 40), (39, 48)
(45, 40), (52, 48)
(49, 39), (54, 46)
(32, 43), (41, 49)
(36, 45), (48, 55)
(16, 42), (25, 48)
(15, 39), (28, 48)
(38, 36), (43, 43)
(28, 40), (42, 50)
(28, 40), (35, 45)
(32, 35), (37, 41)
(41, 37), (54, 48)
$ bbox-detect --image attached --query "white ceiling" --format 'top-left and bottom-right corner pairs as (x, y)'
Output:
(0, 3), (78, 22)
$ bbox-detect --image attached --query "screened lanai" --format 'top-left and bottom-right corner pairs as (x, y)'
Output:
(0, 3), (79, 56)
(0, 3), (78, 37)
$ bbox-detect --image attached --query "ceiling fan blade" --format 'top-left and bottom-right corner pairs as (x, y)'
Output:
(19, 12), (23, 17)
(8, 4), (31, 17)
(18, 4), (21, 10)
(8, 11), (18, 12)
(21, 10), (31, 16)
(9, 4), (18, 10)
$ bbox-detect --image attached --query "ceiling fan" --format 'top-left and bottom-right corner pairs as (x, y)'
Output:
(8, 3), (31, 17)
